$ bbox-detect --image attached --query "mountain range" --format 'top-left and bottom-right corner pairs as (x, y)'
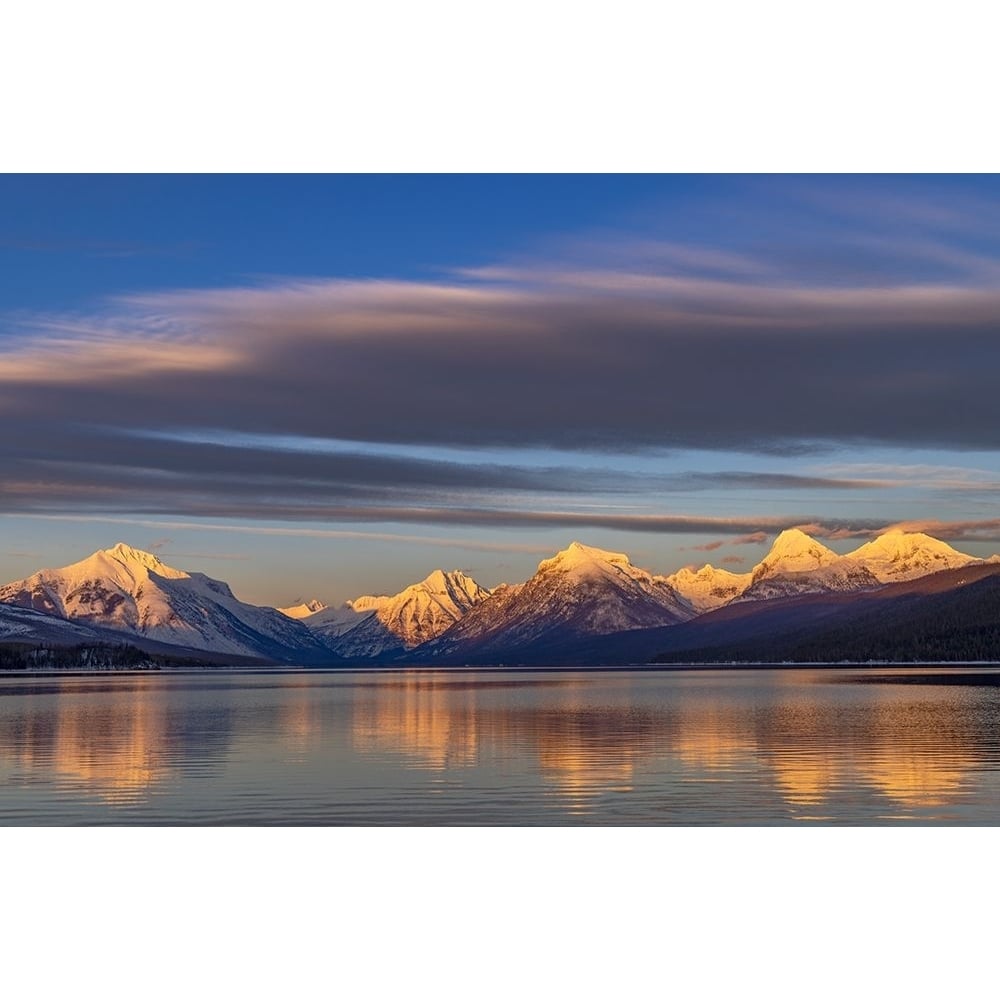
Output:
(299, 569), (492, 659)
(0, 543), (332, 663)
(1, 529), (998, 666)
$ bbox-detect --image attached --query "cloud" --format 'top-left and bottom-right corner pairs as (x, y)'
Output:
(884, 518), (1000, 543)
(675, 472), (890, 491)
(4, 251), (1000, 460)
(3, 181), (1000, 532)
(690, 540), (725, 551)
(6, 515), (557, 555)
(731, 532), (769, 545)
(721, 556), (745, 565)
(0, 412), (910, 524)
(0, 506), (890, 536)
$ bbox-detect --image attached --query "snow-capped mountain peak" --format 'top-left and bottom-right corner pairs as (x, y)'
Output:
(538, 541), (632, 575)
(278, 598), (328, 619)
(302, 568), (492, 657)
(0, 545), (329, 661)
(846, 529), (978, 582)
(735, 528), (876, 601)
(755, 529), (840, 577)
(89, 542), (190, 583)
(664, 563), (754, 614)
(105, 541), (171, 571)
(416, 541), (694, 663)
(672, 528), (989, 609)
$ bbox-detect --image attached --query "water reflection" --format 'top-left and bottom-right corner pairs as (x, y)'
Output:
(672, 708), (756, 772)
(757, 691), (983, 812)
(532, 708), (651, 811)
(52, 694), (166, 803)
(770, 753), (841, 807)
(0, 678), (238, 809)
(277, 682), (323, 756)
(352, 675), (479, 770)
(0, 686), (170, 805)
(347, 671), (994, 818)
(0, 669), (997, 823)
(859, 753), (967, 808)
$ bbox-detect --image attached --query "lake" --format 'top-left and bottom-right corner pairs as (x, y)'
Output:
(2, 666), (1000, 825)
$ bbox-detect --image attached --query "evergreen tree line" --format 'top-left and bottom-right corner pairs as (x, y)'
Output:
(0, 641), (163, 670)
(655, 576), (1000, 664)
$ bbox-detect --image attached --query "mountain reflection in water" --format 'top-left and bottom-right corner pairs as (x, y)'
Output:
(1, 668), (999, 824)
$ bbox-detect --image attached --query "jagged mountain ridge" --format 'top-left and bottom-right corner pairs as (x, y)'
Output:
(302, 569), (492, 659)
(412, 541), (694, 663)
(734, 529), (882, 602)
(651, 562), (1000, 664)
(662, 564), (753, 614)
(1, 529), (994, 667)
(0, 543), (332, 662)
(278, 599), (328, 619)
(667, 528), (982, 609)
(847, 530), (980, 582)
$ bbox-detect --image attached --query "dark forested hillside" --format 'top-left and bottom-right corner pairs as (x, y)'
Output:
(654, 573), (1000, 663)
(0, 641), (261, 670)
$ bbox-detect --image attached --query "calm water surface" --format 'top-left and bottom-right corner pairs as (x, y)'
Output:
(2, 666), (1000, 825)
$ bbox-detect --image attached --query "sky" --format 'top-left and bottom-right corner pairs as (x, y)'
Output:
(3, 174), (1000, 606)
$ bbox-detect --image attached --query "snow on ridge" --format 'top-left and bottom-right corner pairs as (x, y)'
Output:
(278, 599), (328, 619)
(0, 544), (327, 660)
(302, 568), (493, 656)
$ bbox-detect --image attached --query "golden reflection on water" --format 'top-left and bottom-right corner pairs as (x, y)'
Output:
(50, 690), (167, 804)
(859, 753), (967, 808)
(759, 691), (980, 811)
(673, 711), (756, 772)
(533, 710), (645, 812)
(851, 695), (975, 808)
(278, 683), (322, 755)
(526, 683), (644, 809)
(0, 670), (992, 820)
(758, 700), (845, 807)
(348, 672), (986, 816)
(352, 675), (479, 770)
(770, 754), (842, 806)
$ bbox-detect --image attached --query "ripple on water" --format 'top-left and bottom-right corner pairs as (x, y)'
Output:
(1, 667), (1000, 824)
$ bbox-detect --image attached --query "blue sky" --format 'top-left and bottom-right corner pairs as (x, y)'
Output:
(3, 174), (1000, 605)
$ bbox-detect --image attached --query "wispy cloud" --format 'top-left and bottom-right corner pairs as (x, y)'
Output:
(732, 532), (769, 545)
(884, 518), (1000, 543)
(2, 178), (1000, 532)
(4, 515), (556, 555)
(4, 256), (1000, 461)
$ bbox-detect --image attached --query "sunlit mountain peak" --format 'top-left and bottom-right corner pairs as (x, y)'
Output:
(537, 540), (633, 574)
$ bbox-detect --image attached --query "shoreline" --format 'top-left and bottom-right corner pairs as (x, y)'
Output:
(3, 660), (1000, 679)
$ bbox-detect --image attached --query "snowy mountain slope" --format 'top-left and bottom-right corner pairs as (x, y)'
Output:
(278, 599), (328, 619)
(301, 569), (492, 659)
(299, 601), (394, 659)
(0, 601), (280, 663)
(651, 562), (1000, 664)
(671, 528), (984, 608)
(304, 603), (375, 637)
(355, 569), (491, 647)
(0, 543), (332, 662)
(0, 602), (110, 645)
(735, 529), (879, 602)
(412, 541), (693, 662)
(751, 528), (842, 578)
(844, 530), (979, 582)
(664, 564), (753, 613)
(317, 612), (405, 660)
(735, 560), (881, 602)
